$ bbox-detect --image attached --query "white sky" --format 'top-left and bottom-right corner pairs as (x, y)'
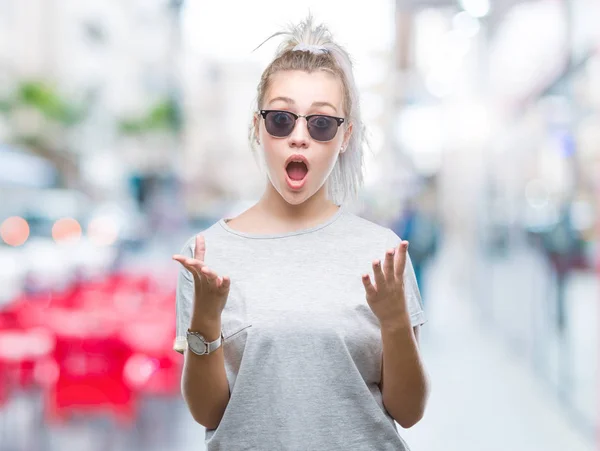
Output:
(181, 1), (396, 87)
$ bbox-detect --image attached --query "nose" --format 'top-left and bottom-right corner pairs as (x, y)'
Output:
(287, 117), (310, 149)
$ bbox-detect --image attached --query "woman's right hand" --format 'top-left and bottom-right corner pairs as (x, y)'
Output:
(172, 234), (231, 322)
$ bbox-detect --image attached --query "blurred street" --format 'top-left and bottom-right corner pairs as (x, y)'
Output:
(402, 238), (596, 451)
(1, 0), (599, 449)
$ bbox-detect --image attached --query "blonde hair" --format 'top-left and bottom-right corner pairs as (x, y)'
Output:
(249, 15), (367, 206)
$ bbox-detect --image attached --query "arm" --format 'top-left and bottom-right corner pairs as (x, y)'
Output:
(362, 234), (429, 428)
(180, 317), (230, 430)
(173, 234), (232, 430)
(380, 320), (429, 429)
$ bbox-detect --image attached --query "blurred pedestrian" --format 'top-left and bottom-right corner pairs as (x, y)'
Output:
(392, 198), (441, 306)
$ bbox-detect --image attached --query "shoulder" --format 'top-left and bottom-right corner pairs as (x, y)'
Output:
(177, 220), (224, 256)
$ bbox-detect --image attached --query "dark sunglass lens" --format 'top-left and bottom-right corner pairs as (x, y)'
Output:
(307, 116), (337, 141)
(265, 111), (296, 137)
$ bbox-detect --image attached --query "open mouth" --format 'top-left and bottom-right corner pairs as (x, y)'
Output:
(285, 160), (309, 182)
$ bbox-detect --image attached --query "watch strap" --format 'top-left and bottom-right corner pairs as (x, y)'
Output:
(186, 329), (224, 355)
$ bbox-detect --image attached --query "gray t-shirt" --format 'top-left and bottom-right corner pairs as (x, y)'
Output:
(174, 205), (426, 450)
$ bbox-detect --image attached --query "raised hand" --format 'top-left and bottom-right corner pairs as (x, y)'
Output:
(361, 240), (410, 329)
(172, 234), (231, 322)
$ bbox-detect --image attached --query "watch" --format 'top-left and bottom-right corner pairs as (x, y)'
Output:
(186, 329), (224, 355)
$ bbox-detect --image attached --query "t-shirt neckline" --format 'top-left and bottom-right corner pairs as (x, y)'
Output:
(219, 205), (345, 240)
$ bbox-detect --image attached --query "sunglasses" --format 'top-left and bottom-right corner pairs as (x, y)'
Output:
(259, 110), (345, 142)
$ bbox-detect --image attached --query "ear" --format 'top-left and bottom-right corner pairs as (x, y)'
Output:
(253, 112), (261, 144)
(341, 122), (353, 153)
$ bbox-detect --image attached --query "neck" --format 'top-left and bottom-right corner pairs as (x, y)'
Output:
(255, 182), (339, 225)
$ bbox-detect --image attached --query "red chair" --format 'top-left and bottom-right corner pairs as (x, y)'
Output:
(0, 269), (178, 426)
(42, 309), (136, 426)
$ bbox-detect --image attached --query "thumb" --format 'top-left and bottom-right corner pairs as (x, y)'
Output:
(219, 275), (231, 293)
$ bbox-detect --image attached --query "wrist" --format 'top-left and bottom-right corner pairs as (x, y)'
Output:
(189, 316), (222, 341)
(379, 313), (412, 333)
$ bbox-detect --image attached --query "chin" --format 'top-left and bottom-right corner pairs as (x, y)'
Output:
(279, 189), (312, 205)
(275, 180), (314, 205)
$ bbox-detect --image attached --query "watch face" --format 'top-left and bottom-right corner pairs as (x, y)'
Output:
(188, 334), (207, 354)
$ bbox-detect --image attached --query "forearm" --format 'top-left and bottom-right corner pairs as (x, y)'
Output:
(181, 318), (230, 429)
(380, 316), (429, 428)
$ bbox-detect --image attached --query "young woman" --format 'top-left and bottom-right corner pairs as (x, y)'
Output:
(172, 15), (430, 451)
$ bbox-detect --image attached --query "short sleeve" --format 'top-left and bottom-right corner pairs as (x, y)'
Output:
(173, 237), (195, 354)
(386, 229), (427, 328)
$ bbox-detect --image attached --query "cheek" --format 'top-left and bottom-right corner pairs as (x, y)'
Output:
(261, 137), (280, 155)
(313, 148), (341, 173)
(260, 140), (285, 172)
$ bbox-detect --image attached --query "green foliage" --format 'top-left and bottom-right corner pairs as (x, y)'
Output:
(0, 80), (85, 126)
(0, 80), (181, 138)
(17, 81), (84, 125)
(119, 97), (181, 135)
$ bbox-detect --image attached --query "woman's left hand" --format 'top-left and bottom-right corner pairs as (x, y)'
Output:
(361, 240), (411, 329)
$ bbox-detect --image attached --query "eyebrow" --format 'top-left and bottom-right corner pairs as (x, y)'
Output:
(267, 96), (338, 113)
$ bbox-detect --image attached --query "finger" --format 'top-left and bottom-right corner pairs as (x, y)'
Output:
(201, 266), (220, 289)
(219, 275), (231, 294)
(372, 259), (385, 290)
(394, 241), (408, 280)
(383, 248), (395, 281)
(194, 234), (206, 262)
(173, 255), (205, 278)
(173, 254), (201, 267)
(172, 254), (185, 263)
(362, 274), (377, 298)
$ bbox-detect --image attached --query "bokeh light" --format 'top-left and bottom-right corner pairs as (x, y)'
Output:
(52, 218), (82, 243)
(87, 216), (119, 246)
(0, 216), (30, 246)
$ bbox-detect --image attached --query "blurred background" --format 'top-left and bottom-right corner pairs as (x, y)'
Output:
(0, 0), (599, 450)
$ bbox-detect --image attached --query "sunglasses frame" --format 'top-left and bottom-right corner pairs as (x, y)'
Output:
(259, 109), (345, 142)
